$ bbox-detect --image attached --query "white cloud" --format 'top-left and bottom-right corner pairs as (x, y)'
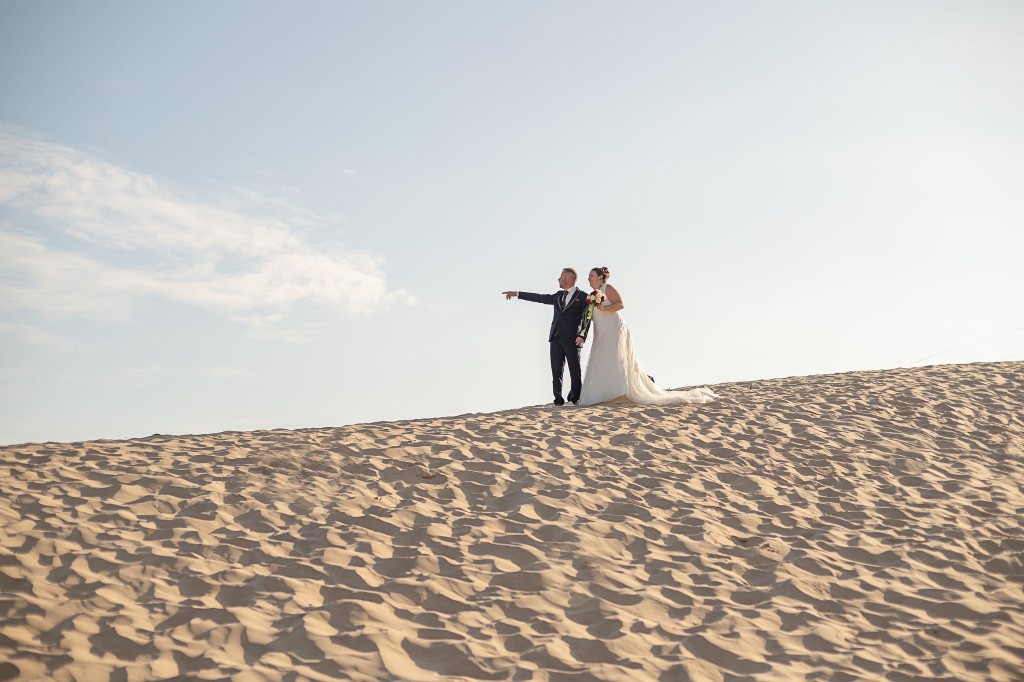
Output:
(0, 322), (81, 351)
(0, 230), (154, 320)
(0, 124), (413, 328)
(109, 365), (167, 386)
(198, 366), (253, 380)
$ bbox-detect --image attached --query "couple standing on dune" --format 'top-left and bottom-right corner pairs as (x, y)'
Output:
(503, 267), (718, 407)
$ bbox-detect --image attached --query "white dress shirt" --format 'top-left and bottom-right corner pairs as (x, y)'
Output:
(560, 286), (578, 309)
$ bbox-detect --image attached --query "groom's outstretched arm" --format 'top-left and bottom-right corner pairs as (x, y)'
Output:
(514, 291), (557, 305)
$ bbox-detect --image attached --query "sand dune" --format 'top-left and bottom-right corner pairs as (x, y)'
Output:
(2, 361), (1023, 680)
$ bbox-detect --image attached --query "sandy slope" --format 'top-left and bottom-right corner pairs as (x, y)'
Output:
(1, 361), (1023, 681)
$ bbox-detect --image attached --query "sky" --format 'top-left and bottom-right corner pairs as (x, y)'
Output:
(1, 1), (1022, 445)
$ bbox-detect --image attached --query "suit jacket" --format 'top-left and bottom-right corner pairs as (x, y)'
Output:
(519, 289), (593, 343)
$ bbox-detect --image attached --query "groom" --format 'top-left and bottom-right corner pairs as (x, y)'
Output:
(503, 268), (593, 405)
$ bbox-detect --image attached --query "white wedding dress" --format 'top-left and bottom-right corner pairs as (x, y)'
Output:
(578, 284), (719, 407)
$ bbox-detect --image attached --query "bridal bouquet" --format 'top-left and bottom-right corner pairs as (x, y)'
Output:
(577, 290), (605, 342)
(580, 289), (605, 331)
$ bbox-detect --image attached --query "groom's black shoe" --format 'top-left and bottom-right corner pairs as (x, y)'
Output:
(553, 399), (565, 406)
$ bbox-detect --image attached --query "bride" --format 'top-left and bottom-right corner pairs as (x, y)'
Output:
(578, 267), (718, 407)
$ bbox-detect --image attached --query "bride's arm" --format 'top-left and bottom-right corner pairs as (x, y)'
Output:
(601, 284), (624, 312)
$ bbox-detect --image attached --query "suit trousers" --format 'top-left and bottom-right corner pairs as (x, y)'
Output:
(550, 335), (583, 404)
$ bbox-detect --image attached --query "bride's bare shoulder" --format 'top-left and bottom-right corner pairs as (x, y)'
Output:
(604, 283), (622, 298)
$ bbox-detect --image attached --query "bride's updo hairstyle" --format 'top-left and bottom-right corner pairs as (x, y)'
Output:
(591, 266), (610, 283)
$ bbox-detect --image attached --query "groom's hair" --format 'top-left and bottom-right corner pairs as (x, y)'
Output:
(561, 268), (578, 282)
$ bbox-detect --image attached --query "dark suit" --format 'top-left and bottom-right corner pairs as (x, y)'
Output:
(519, 288), (593, 404)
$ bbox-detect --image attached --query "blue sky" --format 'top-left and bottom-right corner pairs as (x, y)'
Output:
(2, 1), (1022, 445)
